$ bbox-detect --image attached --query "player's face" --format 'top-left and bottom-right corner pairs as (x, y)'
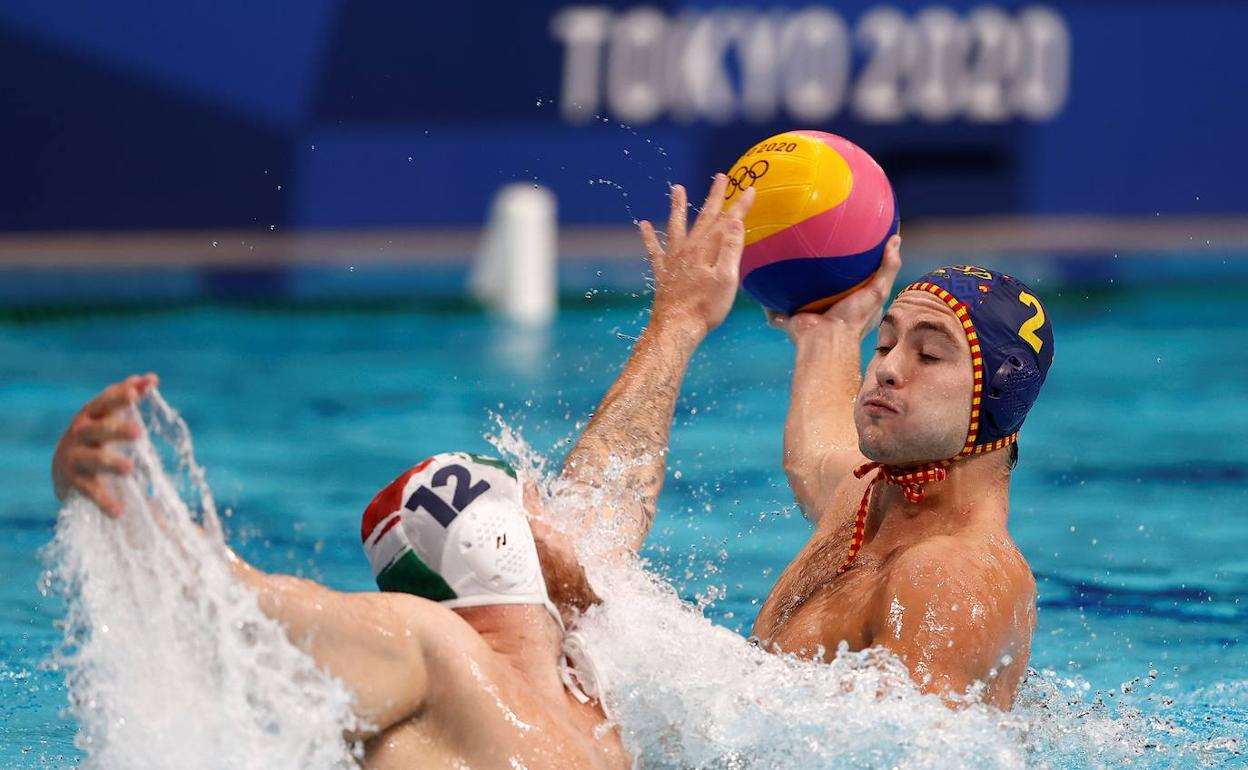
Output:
(854, 293), (974, 466)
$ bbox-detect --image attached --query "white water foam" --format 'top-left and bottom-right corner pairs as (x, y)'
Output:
(486, 424), (1237, 770)
(41, 391), (361, 770)
(37, 393), (1237, 769)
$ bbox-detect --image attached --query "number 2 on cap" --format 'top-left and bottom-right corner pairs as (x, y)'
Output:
(1017, 291), (1045, 353)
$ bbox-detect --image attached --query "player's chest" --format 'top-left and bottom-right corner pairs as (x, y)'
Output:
(752, 547), (884, 657)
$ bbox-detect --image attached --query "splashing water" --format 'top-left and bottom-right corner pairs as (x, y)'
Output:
(36, 392), (1241, 769)
(587, 177), (639, 225)
(41, 391), (361, 770)
(485, 424), (1244, 770)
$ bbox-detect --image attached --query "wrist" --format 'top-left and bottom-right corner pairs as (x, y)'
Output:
(792, 318), (857, 350)
(648, 306), (710, 347)
(793, 321), (863, 373)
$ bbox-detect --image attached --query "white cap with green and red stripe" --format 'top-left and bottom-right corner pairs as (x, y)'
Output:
(361, 452), (561, 628)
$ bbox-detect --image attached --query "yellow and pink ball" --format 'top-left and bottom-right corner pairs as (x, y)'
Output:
(722, 130), (899, 315)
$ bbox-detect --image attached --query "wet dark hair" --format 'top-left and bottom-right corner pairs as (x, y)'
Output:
(1008, 442), (1019, 470)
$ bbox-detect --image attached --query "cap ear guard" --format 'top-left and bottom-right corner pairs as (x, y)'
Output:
(443, 496), (544, 604)
(900, 266), (1053, 448)
(840, 267), (1054, 575)
(984, 347), (1046, 440)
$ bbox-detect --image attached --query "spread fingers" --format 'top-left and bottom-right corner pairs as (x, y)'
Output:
(724, 185), (756, 221)
(666, 184), (688, 244)
(77, 415), (142, 446)
(639, 220), (663, 264)
(73, 446), (134, 477)
(84, 374), (156, 419)
(690, 174), (729, 239)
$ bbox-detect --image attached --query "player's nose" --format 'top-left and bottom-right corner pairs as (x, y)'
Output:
(874, 350), (902, 388)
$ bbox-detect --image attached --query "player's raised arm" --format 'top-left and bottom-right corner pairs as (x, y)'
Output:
(768, 236), (902, 522)
(559, 177), (755, 554)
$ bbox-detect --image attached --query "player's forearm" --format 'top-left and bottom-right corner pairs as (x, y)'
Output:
(561, 312), (705, 549)
(783, 325), (864, 508)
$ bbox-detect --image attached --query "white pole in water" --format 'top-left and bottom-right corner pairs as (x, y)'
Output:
(470, 184), (557, 325)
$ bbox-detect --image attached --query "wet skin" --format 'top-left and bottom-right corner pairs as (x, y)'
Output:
(53, 376), (629, 770)
(758, 275), (1037, 709)
(51, 177), (757, 767)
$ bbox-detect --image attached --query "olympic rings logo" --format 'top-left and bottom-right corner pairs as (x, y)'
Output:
(726, 160), (769, 199)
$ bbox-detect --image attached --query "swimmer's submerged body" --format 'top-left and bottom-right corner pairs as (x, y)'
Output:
(49, 176), (757, 768)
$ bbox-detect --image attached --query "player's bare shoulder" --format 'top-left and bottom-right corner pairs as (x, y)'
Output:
(880, 530), (1035, 627)
(379, 590), (494, 676)
(873, 531), (1036, 702)
(361, 595), (513, 767)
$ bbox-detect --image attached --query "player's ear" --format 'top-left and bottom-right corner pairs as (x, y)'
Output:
(522, 479), (545, 519)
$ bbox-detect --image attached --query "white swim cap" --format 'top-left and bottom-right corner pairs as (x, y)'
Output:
(361, 452), (561, 629)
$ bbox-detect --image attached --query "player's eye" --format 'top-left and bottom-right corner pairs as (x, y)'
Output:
(920, 352), (941, 362)
(874, 345), (893, 355)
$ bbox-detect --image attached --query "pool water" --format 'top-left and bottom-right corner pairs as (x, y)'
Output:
(1, 283), (1245, 767)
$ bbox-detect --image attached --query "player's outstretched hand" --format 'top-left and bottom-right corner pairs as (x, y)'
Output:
(766, 234), (902, 343)
(52, 373), (159, 517)
(639, 174), (756, 337)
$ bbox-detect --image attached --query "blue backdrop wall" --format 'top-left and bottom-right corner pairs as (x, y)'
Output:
(1, 0), (1244, 231)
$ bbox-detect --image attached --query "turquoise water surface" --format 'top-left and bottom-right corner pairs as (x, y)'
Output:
(1, 282), (1245, 767)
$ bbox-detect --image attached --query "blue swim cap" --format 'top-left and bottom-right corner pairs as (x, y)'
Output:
(836, 265), (1055, 575)
(901, 265), (1054, 452)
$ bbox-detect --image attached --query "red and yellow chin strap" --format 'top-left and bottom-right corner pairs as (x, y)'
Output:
(834, 281), (1018, 575)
